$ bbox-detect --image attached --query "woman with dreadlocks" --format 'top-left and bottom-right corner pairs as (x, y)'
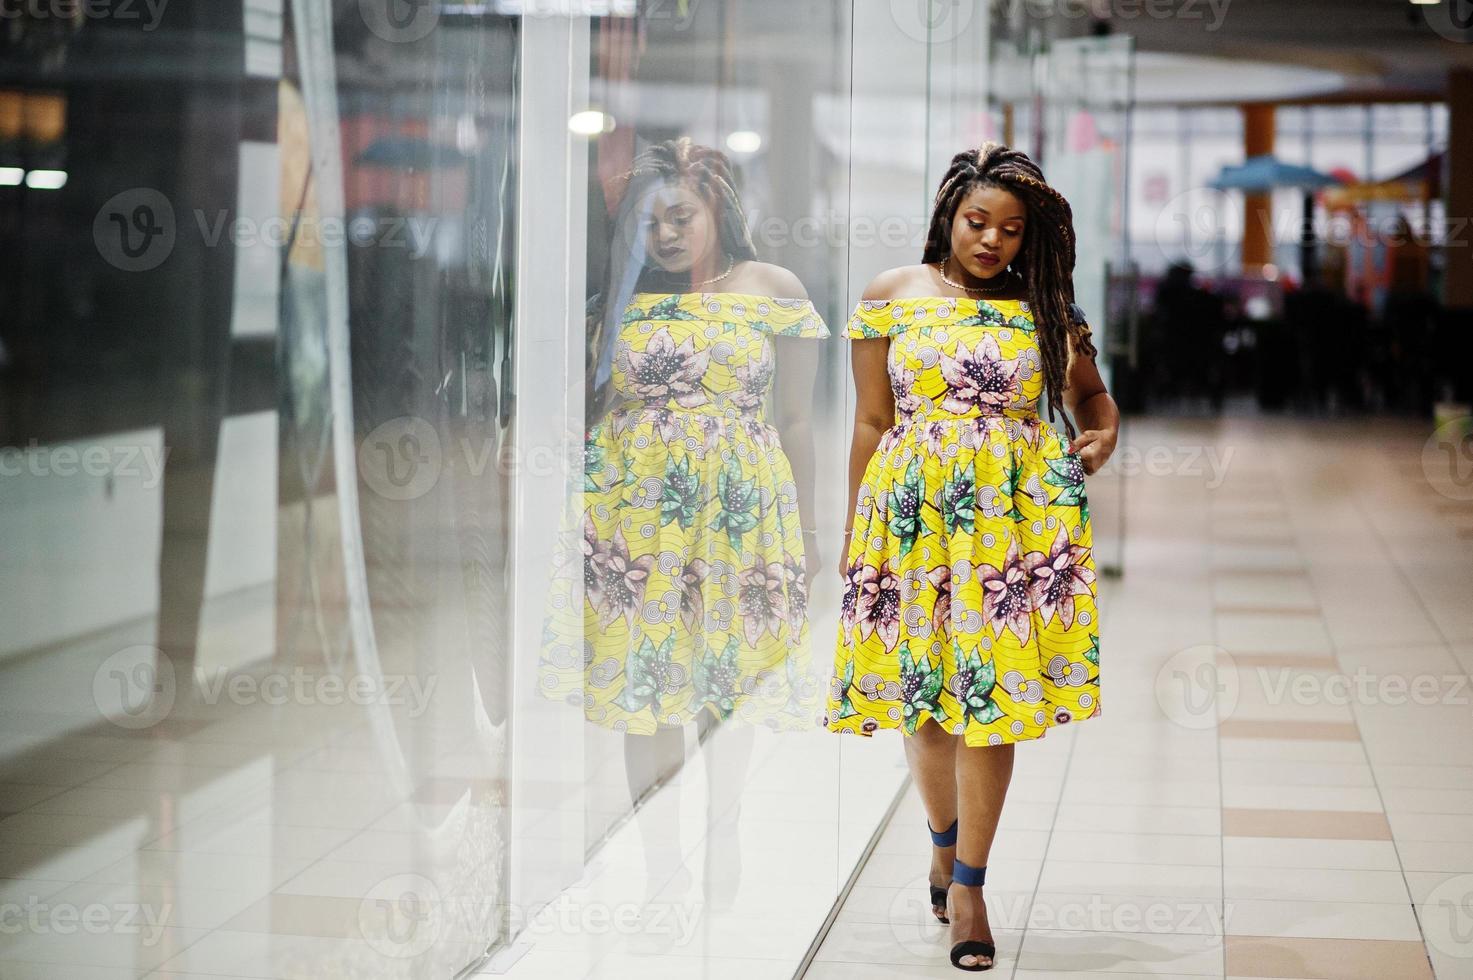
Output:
(538, 138), (828, 906)
(827, 142), (1118, 970)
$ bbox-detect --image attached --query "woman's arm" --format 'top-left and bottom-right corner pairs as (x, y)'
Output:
(1062, 324), (1120, 475)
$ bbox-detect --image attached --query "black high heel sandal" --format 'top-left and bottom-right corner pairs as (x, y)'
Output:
(948, 858), (995, 972)
(927, 818), (957, 923)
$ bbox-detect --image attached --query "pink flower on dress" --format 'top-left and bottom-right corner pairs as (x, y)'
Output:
(926, 564), (953, 637)
(979, 537), (1041, 644)
(624, 327), (710, 408)
(854, 559), (901, 651)
(675, 557), (709, 632)
(1027, 526), (1096, 630)
(738, 560), (788, 646)
(841, 557), (864, 629)
(729, 348), (775, 413)
(889, 363), (922, 416)
(939, 333), (1020, 414)
(590, 526), (655, 628)
(783, 552), (809, 632)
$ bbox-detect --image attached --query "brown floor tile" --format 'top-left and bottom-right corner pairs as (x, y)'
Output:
(1214, 604), (1322, 617)
(1218, 719), (1360, 741)
(1223, 808), (1392, 841)
(1226, 934), (1432, 979)
(1218, 652), (1339, 670)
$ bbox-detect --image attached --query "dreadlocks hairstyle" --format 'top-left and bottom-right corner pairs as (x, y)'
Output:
(922, 141), (1098, 441)
(587, 138), (758, 416)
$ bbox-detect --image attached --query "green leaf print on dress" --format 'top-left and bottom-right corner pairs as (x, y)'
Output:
(627, 294), (702, 323)
(954, 646), (1004, 726)
(1044, 451), (1090, 524)
(941, 460), (977, 535)
(834, 656), (859, 720)
(981, 449), (1024, 523)
(583, 438), (607, 493)
(899, 641), (947, 733)
(659, 455), (703, 529)
(888, 456), (925, 557)
(692, 635), (740, 718)
(616, 634), (678, 714)
(710, 458), (759, 552)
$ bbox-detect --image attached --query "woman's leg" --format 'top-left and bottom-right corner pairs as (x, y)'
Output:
(950, 740), (1015, 968)
(695, 710), (754, 908)
(904, 718), (959, 912)
(625, 726), (690, 891)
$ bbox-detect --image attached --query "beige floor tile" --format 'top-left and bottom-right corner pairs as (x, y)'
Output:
(1222, 837), (1401, 871)
(1223, 867), (1411, 905)
(1222, 898), (1422, 941)
(1018, 929), (1224, 975)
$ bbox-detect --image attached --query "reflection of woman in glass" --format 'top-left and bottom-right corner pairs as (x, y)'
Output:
(539, 137), (827, 901)
(828, 143), (1118, 970)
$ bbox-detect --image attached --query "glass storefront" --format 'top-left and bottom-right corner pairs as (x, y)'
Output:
(0, 3), (1126, 976)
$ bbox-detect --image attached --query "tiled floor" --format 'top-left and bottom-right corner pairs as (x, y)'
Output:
(804, 412), (1473, 979)
(4, 413), (1472, 980)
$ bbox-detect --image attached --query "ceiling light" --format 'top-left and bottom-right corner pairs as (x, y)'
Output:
(25, 169), (67, 190)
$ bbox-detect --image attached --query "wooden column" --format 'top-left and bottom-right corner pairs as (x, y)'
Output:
(1241, 103), (1276, 275)
(1447, 69), (1473, 309)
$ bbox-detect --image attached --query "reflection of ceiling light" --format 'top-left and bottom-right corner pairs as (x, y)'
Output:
(456, 114), (480, 155)
(726, 130), (761, 154)
(0, 168), (23, 186)
(25, 169), (66, 190)
(568, 110), (613, 136)
(1408, 0), (1437, 5)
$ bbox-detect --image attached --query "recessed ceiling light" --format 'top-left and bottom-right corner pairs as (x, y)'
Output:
(568, 110), (614, 136)
(726, 130), (762, 154)
(25, 170), (67, 190)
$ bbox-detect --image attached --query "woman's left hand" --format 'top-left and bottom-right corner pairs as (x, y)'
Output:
(1066, 429), (1115, 476)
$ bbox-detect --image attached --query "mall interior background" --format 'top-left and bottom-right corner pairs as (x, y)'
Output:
(1, 0), (1471, 977)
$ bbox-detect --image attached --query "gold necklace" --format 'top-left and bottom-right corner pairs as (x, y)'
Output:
(936, 258), (1015, 296)
(693, 256), (735, 287)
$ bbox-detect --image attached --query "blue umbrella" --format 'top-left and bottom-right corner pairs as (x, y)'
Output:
(1210, 154), (1342, 191)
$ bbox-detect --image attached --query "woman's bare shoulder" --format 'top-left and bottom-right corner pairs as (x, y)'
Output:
(861, 264), (934, 302)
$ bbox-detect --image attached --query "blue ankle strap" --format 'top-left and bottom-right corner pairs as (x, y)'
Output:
(928, 818), (958, 847)
(952, 857), (987, 887)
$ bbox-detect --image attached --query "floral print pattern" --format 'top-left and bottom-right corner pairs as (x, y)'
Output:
(540, 292), (829, 734)
(827, 297), (1101, 747)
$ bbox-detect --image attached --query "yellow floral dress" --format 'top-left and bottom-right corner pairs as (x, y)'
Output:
(540, 291), (829, 734)
(826, 297), (1101, 747)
